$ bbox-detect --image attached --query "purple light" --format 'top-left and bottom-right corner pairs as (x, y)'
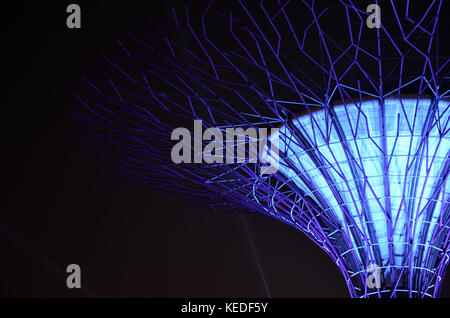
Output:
(73, 1), (450, 297)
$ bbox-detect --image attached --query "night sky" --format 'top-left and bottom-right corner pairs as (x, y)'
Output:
(3, 1), (450, 298)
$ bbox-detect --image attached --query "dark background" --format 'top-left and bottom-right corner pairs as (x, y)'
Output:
(3, 1), (449, 298)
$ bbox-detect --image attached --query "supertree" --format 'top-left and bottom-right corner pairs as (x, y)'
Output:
(73, 0), (450, 297)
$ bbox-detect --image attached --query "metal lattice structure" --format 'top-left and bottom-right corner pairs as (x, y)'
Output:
(73, 0), (450, 297)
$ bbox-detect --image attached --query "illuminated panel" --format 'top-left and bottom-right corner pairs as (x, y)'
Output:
(272, 98), (449, 296)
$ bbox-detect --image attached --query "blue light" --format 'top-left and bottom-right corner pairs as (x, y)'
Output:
(271, 98), (449, 286)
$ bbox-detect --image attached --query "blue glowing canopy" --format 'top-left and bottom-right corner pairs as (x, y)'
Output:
(270, 98), (449, 296)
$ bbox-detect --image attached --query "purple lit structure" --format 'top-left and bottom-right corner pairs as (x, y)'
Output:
(73, 1), (450, 297)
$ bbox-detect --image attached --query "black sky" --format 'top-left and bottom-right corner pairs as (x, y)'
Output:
(3, 0), (450, 298)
